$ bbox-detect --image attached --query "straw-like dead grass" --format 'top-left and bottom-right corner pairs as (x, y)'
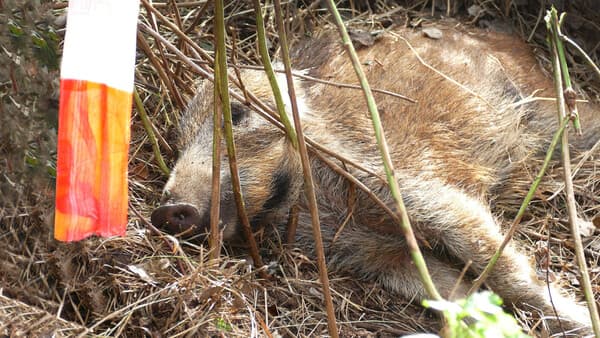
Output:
(1, 1), (598, 337)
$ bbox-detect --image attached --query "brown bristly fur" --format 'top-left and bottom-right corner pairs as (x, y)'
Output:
(155, 23), (599, 336)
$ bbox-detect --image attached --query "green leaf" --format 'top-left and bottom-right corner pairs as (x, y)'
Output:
(215, 318), (232, 332)
(423, 292), (531, 338)
(8, 20), (24, 37)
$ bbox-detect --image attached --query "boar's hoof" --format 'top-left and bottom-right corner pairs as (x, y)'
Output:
(151, 203), (203, 236)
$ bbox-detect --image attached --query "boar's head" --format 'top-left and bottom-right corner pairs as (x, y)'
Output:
(151, 70), (305, 241)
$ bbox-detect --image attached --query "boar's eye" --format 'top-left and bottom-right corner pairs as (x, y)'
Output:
(231, 102), (248, 125)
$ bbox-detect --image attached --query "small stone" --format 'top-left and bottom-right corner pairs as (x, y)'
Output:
(468, 4), (483, 17)
(576, 217), (595, 237)
(349, 29), (376, 48)
(422, 27), (443, 40)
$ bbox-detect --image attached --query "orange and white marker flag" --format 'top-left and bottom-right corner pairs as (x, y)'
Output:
(55, 0), (140, 241)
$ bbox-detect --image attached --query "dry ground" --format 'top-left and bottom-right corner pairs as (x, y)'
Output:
(1, 1), (599, 337)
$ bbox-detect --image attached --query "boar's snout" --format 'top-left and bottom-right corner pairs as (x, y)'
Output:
(151, 203), (205, 236)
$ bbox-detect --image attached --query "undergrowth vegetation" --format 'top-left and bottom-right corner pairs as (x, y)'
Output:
(1, 1), (598, 336)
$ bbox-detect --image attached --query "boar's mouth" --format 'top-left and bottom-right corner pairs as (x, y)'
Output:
(150, 203), (208, 237)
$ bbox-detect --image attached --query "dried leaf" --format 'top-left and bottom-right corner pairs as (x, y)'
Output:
(128, 264), (157, 285)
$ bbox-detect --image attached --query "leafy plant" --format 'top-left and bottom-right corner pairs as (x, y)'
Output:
(215, 318), (233, 332)
(420, 292), (530, 338)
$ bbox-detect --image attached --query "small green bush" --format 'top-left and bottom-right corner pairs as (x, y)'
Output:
(413, 291), (530, 338)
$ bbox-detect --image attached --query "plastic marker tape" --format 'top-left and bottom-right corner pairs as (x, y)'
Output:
(55, 0), (140, 241)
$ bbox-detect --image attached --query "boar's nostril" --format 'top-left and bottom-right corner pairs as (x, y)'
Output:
(150, 204), (203, 235)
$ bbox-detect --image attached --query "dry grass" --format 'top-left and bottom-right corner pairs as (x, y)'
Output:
(1, 1), (598, 337)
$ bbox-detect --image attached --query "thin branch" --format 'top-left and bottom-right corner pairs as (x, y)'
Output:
(272, 0), (339, 336)
(561, 34), (600, 80)
(136, 32), (183, 110)
(141, 0), (389, 185)
(139, 21), (419, 251)
(241, 64), (416, 103)
(325, 0), (442, 301)
(215, 0), (268, 278)
(139, 4), (387, 183)
(546, 8), (600, 336)
(133, 88), (170, 176)
(140, 0), (214, 63)
(252, 1), (298, 148)
(209, 77), (223, 260)
(285, 205), (299, 245)
(389, 31), (499, 114)
(209, 2), (225, 260)
(469, 114), (570, 294)
(183, 1), (211, 34)
(140, 0), (186, 109)
(551, 12), (581, 133)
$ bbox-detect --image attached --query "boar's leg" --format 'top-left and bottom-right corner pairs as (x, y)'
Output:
(326, 229), (471, 301)
(399, 177), (591, 335)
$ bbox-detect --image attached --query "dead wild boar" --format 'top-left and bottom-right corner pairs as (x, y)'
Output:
(151, 24), (599, 335)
